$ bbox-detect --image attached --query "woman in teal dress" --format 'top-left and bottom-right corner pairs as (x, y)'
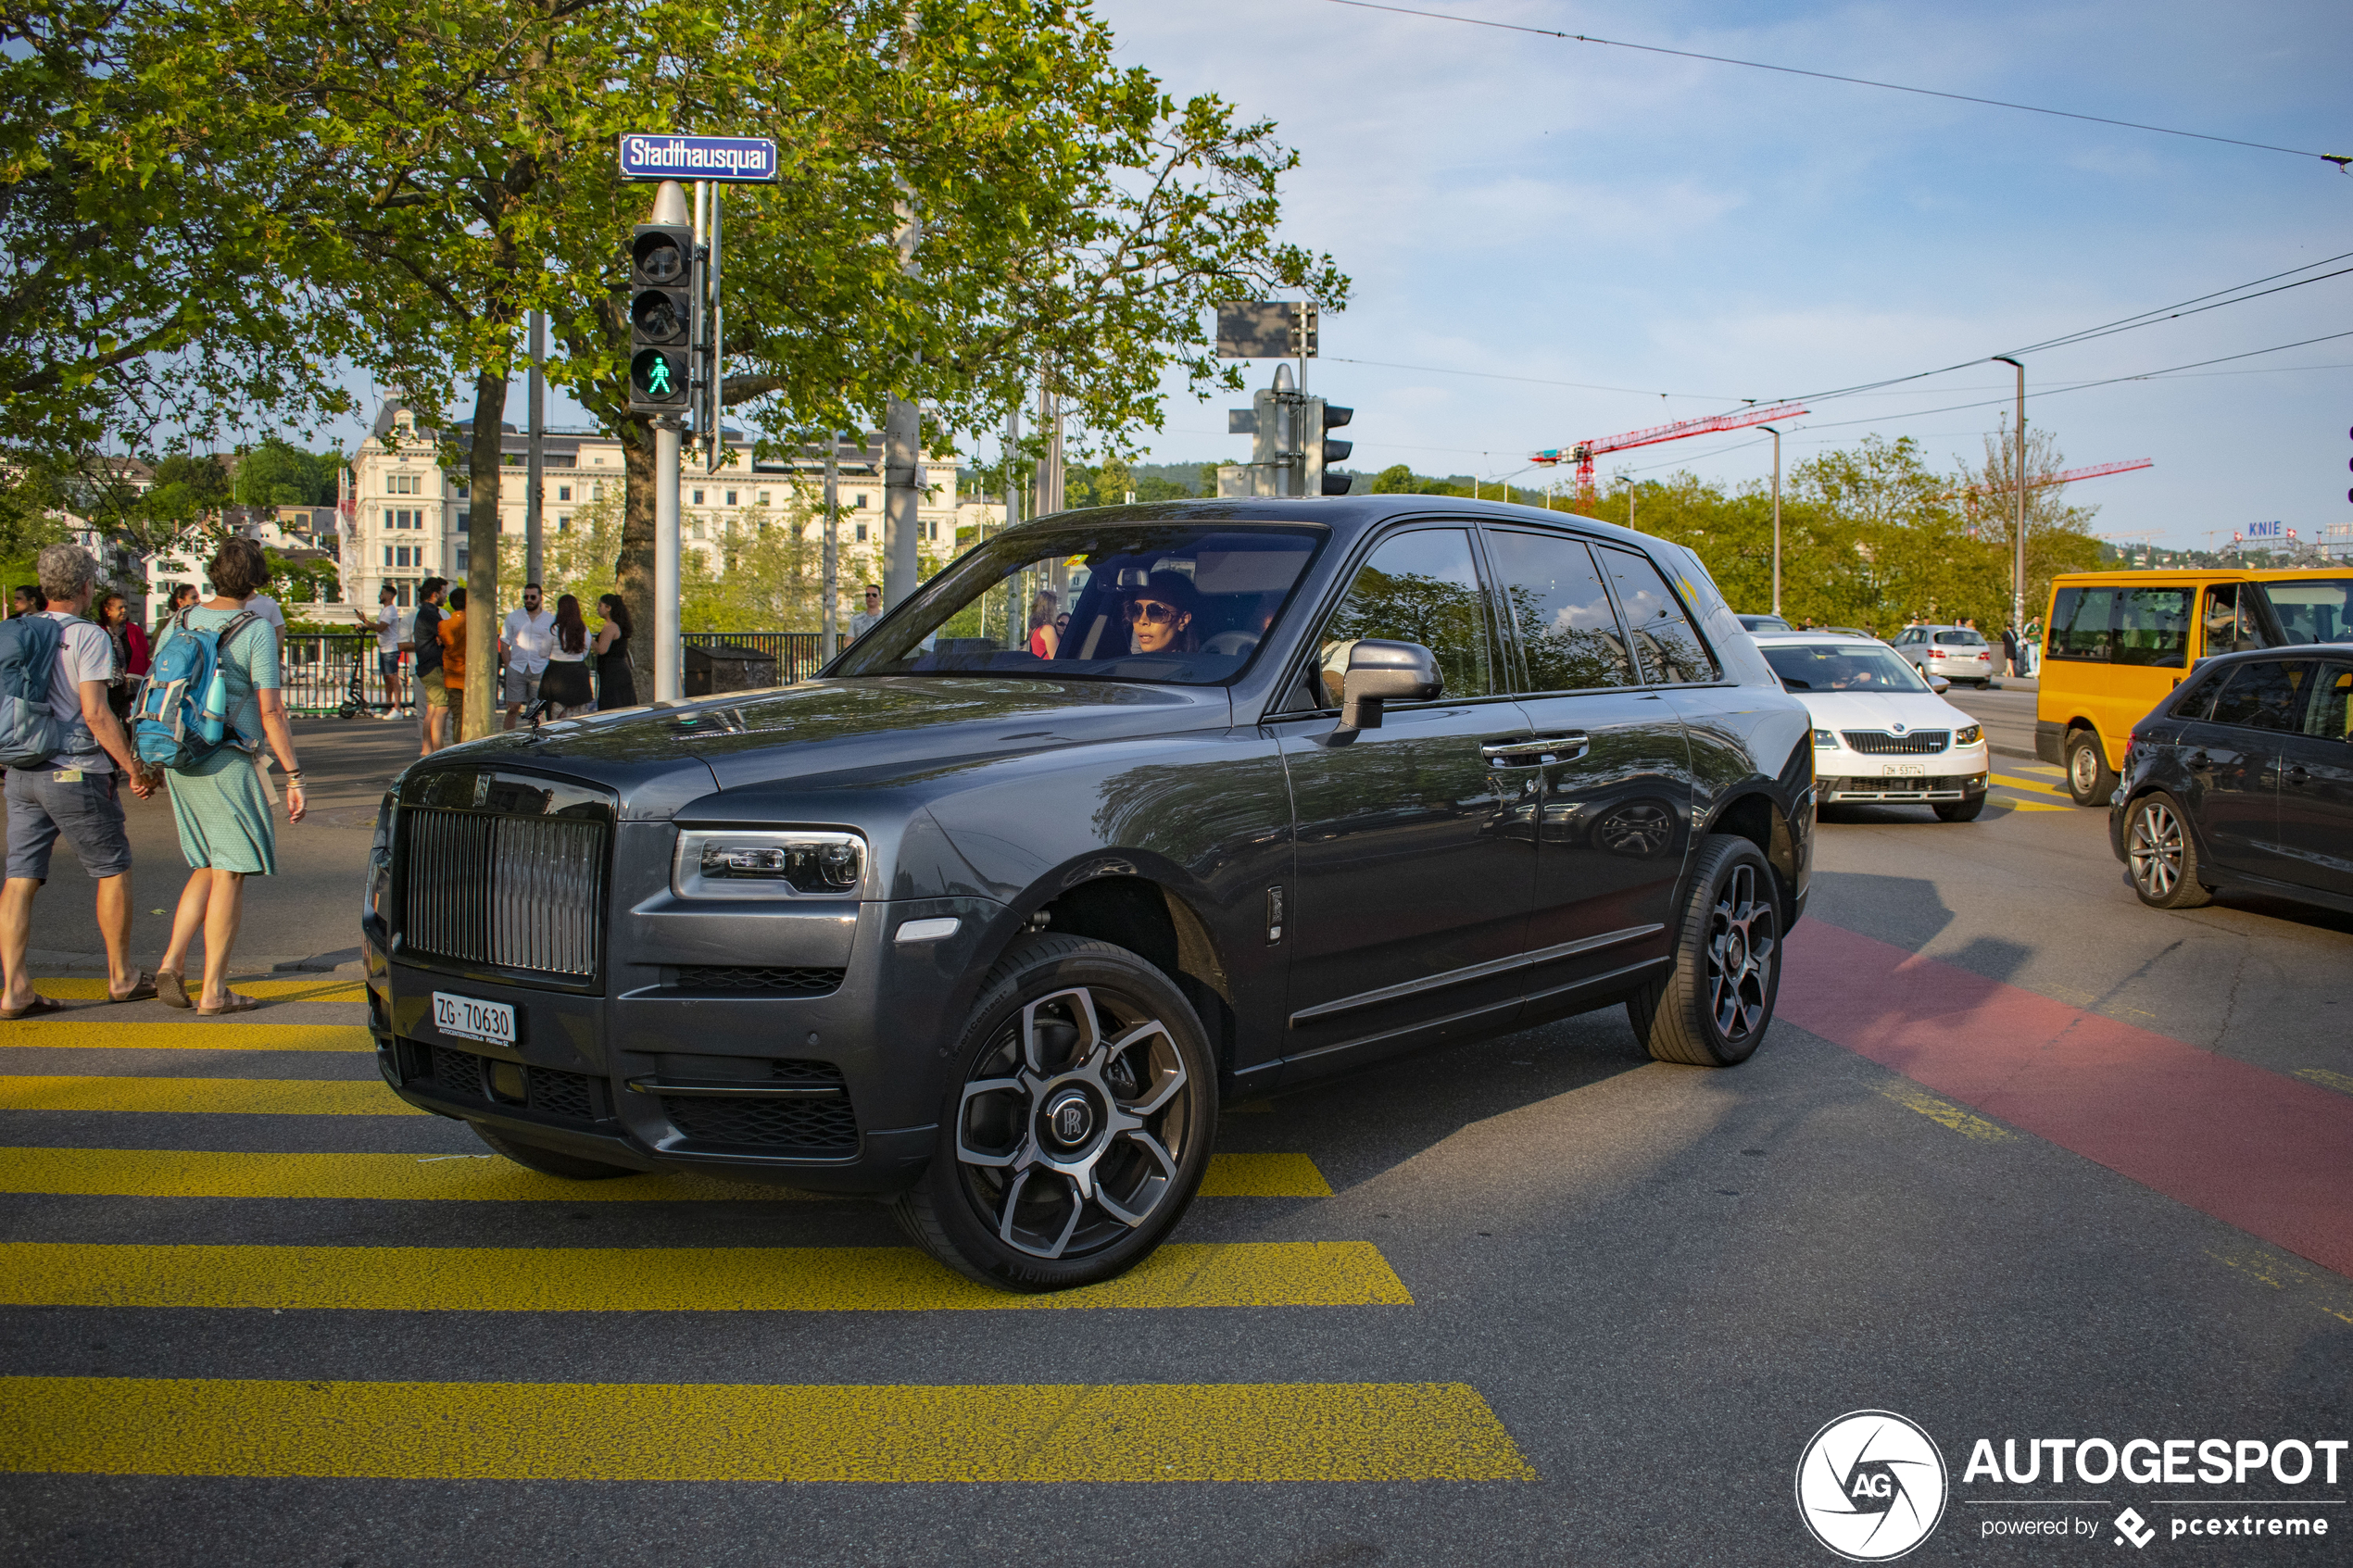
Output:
(155, 538), (308, 1013)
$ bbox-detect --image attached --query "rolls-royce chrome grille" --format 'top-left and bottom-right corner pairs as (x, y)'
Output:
(397, 787), (611, 979)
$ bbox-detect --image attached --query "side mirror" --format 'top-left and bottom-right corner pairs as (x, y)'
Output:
(1927, 674), (1950, 694)
(1339, 639), (1442, 731)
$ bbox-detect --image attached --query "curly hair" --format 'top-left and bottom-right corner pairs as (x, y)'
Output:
(207, 536), (271, 599)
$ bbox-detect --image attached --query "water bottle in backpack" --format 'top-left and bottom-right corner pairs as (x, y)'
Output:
(132, 609), (260, 769)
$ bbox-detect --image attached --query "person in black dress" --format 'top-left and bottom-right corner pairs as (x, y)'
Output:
(593, 593), (637, 709)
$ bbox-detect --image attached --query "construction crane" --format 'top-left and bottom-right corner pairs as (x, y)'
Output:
(1946, 458), (2154, 499)
(1532, 401), (1808, 512)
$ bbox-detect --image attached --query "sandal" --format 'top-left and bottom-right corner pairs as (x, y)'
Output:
(0, 994), (65, 1021)
(107, 970), (159, 1003)
(157, 972), (192, 1010)
(196, 992), (261, 1016)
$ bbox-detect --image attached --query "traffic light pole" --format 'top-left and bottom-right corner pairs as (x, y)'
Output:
(655, 418), (681, 700)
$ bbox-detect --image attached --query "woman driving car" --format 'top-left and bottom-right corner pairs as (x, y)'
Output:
(1126, 571), (1201, 655)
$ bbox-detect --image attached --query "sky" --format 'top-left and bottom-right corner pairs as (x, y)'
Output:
(1074, 0), (2353, 552)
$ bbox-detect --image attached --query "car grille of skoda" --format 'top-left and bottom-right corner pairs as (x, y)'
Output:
(1839, 729), (1951, 755)
(394, 794), (861, 1154)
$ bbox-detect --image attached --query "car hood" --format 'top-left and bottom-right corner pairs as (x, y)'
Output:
(497, 676), (1234, 800)
(1793, 690), (1976, 734)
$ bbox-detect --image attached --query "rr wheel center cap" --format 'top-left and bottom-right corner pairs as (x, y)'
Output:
(1041, 1088), (1096, 1149)
(1726, 929), (1747, 970)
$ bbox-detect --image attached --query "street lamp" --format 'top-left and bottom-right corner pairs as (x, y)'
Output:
(1991, 355), (2026, 641)
(1759, 425), (1783, 617)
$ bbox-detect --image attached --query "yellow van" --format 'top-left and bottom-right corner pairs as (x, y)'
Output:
(2037, 568), (2353, 803)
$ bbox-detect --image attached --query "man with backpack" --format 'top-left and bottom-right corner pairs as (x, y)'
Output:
(0, 544), (158, 1018)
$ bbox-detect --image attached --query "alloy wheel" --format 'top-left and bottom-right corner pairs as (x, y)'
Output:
(1705, 862), (1778, 1045)
(953, 985), (1193, 1261)
(2129, 799), (2183, 897)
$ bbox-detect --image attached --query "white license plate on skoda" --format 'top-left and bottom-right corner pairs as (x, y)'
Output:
(433, 992), (515, 1047)
(1884, 763), (1927, 777)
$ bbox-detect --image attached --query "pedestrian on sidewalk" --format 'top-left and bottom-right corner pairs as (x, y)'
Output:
(406, 577), (448, 753)
(437, 586), (469, 738)
(592, 594), (635, 710)
(153, 537), (307, 1015)
(2002, 623), (2021, 678)
(535, 595), (596, 719)
(0, 545), (159, 1018)
(367, 584), (408, 717)
(10, 585), (41, 619)
(501, 583), (554, 731)
(96, 591), (149, 726)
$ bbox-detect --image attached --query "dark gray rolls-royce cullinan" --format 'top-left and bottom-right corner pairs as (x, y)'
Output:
(362, 497), (1815, 1289)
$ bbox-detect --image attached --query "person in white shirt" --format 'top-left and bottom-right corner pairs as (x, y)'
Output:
(0, 544), (158, 1016)
(848, 583), (883, 640)
(500, 583), (556, 730)
(365, 584), (407, 717)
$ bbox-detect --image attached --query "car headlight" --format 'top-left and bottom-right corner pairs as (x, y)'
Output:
(673, 829), (865, 898)
(1954, 723), (1982, 746)
(1812, 728), (1839, 749)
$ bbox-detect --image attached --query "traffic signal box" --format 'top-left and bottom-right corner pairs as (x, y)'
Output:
(628, 222), (693, 415)
(1306, 401), (1353, 496)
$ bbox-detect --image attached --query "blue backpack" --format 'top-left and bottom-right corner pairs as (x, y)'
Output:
(0, 614), (65, 769)
(132, 608), (261, 769)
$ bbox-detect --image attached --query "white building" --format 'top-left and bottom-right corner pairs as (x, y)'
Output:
(341, 401), (999, 618)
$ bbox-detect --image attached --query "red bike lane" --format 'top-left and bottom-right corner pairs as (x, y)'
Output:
(1780, 921), (2353, 1280)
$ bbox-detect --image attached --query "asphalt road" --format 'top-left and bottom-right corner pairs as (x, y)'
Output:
(3, 731), (2347, 1566)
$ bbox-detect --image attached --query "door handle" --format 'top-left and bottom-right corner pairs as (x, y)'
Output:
(2286, 765), (2311, 786)
(1482, 732), (1590, 767)
(2186, 750), (2212, 771)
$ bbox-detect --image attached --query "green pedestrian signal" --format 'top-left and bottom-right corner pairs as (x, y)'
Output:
(627, 219), (695, 414)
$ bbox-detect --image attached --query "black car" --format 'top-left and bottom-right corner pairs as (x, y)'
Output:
(2111, 646), (2353, 913)
(361, 498), (1817, 1290)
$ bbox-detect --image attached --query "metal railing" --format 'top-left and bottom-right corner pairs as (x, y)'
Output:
(274, 631), (830, 718)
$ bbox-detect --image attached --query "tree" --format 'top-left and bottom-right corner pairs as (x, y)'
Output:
(1952, 416), (2103, 630)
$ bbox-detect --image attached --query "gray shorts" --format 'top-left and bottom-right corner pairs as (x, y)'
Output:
(6, 767), (132, 882)
(502, 665), (541, 706)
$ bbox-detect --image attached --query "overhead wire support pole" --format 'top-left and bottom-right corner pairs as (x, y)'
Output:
(1759, 425), (1782, 616)
(822, 431), (840, 661)
(706, 183), (724, 474)
(526, 310), (544, 588)
(1992, 356), (2026, 640)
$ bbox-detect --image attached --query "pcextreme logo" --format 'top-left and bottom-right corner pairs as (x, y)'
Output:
(1796, 1411), (1950, 1562)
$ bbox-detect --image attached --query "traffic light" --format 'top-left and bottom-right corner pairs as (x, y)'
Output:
(1305, 399), (1353, 495)
(627, 221), (693, 415)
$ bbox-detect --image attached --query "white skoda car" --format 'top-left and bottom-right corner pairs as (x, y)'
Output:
(1754, 633), (1992, 822)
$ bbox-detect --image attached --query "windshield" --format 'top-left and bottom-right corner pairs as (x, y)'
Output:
(1763, 642), (1931, 693)
(830, 523), (1325, 684)
(2257, 578), (2353, 645)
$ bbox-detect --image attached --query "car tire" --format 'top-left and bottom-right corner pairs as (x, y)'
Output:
(2064, 728), (2117, 807)
(471, 1122), (639, 1179)
(1933, 797), (1985, 822)
(1626, 834), (1782, 1068)
(892, 934), (1216, 1292)
(2125, 792), (2214, 909)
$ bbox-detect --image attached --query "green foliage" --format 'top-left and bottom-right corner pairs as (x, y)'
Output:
(232, 438), (340, 508)
(263, 546), (338, 605)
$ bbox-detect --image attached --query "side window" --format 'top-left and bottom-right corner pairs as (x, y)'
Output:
(2114, 587), (2191, 669)
(2200, 584), (2261, 658)
(2048, 587), (2115, 661)
(1483, 530), (1634, 692)
(1597, 546), (1718, 684)
(2304, 663), (2353, 742)
(1315, 528), (1495, 705)
(2170, 665), (2230, 721)
(2208, 660), (2316, 734)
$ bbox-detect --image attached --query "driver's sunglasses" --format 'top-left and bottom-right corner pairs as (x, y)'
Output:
(1124, 599), (1181, 626)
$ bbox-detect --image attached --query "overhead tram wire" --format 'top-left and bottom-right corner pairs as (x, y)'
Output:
(1314, 0), (2351, 168)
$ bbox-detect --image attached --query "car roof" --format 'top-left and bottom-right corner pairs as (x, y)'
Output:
(1749, 632), (1885, 646)
(2186, 642), (2353, 671)
(1005, 495), (1675, 557)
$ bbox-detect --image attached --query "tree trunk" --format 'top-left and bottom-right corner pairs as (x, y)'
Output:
(617, 420), (656, 651)
(465, 367), (506, 740)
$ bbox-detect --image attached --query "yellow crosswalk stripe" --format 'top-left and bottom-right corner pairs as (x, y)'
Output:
(0, 1076), (424, 1115)
(0, 1147), (1336, 1200)
(1992, 796), (2074, 813)
(1992, 773), (2070, 797)
(2, 1239), (1410, 1311)
(1, 1375), (1535, 1481)
(31, 978), (364, 1003)
(0, 1022), (372, 1052)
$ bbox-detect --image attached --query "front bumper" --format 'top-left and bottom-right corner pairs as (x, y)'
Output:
(1818, 766), (1989, 804)
(362, 893), (1008, 1195)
